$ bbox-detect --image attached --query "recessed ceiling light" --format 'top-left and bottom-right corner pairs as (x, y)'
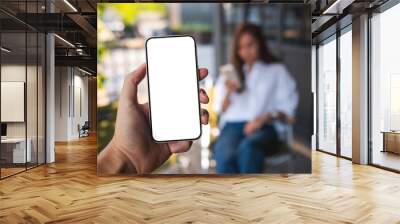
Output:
(54, 34), (75, 48)
(323, 0), (355, 15)
(78, 67), (93, 76)
(1, 47), (11, 53)
(63, 0), (78, 12)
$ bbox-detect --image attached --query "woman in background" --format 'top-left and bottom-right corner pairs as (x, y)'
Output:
(213, 23), (298, 173)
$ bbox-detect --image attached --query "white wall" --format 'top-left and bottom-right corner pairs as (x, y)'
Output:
(55, 66), (69, 141)
(55, 67), (89, 141)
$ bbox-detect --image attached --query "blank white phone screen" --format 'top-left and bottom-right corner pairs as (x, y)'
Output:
(146, 36), (201, 142)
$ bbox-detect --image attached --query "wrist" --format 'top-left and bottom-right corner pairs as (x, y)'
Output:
(98, 137), (137, 174)
(111, 136), (139, 173)
(257, 115), (265, 123)
(258, 113), (270, 124)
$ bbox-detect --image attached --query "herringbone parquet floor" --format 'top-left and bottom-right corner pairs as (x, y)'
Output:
(1, 135), (400, 223)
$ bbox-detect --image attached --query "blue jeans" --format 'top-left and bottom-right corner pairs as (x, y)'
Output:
(214, 122), (278, 174)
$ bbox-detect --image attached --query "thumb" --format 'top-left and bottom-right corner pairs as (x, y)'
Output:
(121, 63), (147, 105)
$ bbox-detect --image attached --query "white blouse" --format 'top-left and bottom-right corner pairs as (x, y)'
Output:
(214, 60), (299, 137)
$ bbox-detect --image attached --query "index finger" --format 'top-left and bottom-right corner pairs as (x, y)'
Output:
(198, 68), (208, 81)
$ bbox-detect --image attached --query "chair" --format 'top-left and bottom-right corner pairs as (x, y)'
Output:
(263, 122), (294, 173)
(78, 121), (90, 138)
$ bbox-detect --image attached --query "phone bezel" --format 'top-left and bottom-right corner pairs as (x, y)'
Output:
(145, 35), (202, 143)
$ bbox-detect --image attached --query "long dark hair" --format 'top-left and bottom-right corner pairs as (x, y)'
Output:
(231, 23), (278, 92)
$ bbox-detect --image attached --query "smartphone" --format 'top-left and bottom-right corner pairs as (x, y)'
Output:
(219, 64), (241, 88)
(145, 35), (202, 142)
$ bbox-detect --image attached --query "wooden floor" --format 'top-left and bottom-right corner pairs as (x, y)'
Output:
(372, 150), (400, 171)
(1, 167), (26, 178)
(1, 163), (45, 178)
(1, 135), (400, 223)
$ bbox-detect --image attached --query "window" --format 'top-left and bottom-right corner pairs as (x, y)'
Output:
(0, 1), (46, 179)
(317, 36), (337, 154)
(370, 2), (400, 171)
(339, 28), (352, 158)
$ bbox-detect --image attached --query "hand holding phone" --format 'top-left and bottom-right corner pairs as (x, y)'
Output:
(219, 64), (241, 90)
(97, 63), (210, 174)
(146, 36), (203, 142)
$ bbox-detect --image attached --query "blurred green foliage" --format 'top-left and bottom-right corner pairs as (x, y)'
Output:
(97, 3), (167, 91)
(173, 23), (212, 33)
(97, 5), (108, 90)
(98, 3), (166, 25)
(97, 101), (118, 153)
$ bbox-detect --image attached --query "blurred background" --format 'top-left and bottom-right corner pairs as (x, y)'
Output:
(97, 3), (312, 174)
